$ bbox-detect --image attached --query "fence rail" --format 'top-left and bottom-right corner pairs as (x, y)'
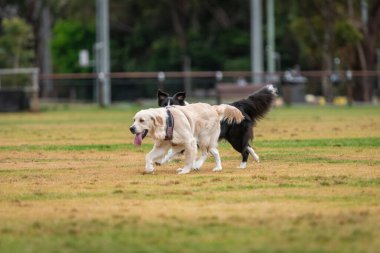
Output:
(0, 68), (40, 111)
(39, 70), (380, 80)
(2, 70), (379, 105)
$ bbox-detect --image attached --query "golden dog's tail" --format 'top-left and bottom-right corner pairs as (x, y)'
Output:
(214, 104), (244, 124)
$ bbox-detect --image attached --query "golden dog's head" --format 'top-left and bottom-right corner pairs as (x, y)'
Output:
(130, 109), (164, 146)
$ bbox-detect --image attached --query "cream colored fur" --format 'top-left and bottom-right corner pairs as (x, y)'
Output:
(130, 103), (243, 174)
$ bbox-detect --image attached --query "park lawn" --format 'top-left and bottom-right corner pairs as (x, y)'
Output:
(0, 105), (379, 253)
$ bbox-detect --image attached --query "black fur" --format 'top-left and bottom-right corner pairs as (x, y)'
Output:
(219, 85), (276, 164)
(157, 85), (276, 166)
(158, 90), (186, 107)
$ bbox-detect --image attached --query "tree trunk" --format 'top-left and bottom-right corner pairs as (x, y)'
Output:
(365, 0), (380, 71)
(322, 50), (333, 103)
(170, 1), (187, 52)
(355, 0), (380, 101)
(321, 10), (333, 104)
(169, 1), (192, 95)
(356, 43), (370, 101)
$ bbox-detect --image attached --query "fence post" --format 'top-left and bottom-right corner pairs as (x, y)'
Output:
(30, 68), (40, 112)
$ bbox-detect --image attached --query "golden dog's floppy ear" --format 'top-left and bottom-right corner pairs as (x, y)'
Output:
(152, 116), (163, 126)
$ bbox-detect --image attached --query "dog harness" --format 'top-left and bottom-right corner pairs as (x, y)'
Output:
(165, 109), (174, 140)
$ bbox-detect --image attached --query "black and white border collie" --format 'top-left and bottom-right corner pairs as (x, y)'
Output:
(157, 90), (188, 107)
(157, 85), (277, 168)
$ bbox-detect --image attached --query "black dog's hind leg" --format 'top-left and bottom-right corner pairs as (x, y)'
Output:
(227, 131), (251, 169)
(237, 124), (255, 168)
(247, 145), (260, 163)
(239, 149), (250, 169)
(230, 124), (260, 169)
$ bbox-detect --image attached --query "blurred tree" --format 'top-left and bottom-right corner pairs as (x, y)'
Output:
(50, 20), (95, 73)
(2, 0), (95, 59)
(0, 0), (378, 101)
(354, 0), (380, 101)
(288, 0), (380, 102)
(0, 0), (94, 94)
(0, 17), (34, 68)
(108, 0), (251, 72)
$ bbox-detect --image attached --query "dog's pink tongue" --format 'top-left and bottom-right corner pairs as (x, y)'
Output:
(134, 133), (143, 146)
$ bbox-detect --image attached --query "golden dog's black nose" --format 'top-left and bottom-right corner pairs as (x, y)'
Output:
(129, 126), (136, 134)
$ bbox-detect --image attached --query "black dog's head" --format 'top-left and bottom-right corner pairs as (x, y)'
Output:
(157, 89), (186, 107)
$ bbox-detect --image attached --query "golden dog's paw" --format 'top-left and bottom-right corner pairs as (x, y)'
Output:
(142, 170), (155, 175)
(177, 168), (191, 174)
(212, 167), (222, 172)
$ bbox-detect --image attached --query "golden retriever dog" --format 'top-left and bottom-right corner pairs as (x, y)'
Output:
(130, 103), (244, 174)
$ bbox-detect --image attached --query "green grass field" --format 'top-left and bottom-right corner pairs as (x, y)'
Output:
(0, 105), (379, 253)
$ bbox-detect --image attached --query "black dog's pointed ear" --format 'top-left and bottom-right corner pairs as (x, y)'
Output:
(157, 89), (169, 98)
(174, 92), (186, 103)
(157, 90), (169, 106)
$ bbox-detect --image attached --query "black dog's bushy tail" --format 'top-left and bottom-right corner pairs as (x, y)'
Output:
(232, 84), (277, 125)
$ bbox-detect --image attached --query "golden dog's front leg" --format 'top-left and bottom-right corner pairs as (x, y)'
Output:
(145, 142), (171, 173)
(158, 144), (185, 165)
(177, 138), (197, 175)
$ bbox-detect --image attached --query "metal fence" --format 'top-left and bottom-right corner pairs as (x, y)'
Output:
(35, 70), (380, 105)
(0, 68), (40, 111)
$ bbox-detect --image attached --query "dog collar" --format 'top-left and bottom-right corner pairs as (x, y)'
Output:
(165, 109), (174, 140)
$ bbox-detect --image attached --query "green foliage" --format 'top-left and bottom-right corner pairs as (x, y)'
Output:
(112, 23), (183, 71)
(0, 17), (34, 68)
(289, 16), (324, 68)
(50, 20), (95, 73)
(286, 0), (376, 70)
(9, 0), (376, 73)
(334, 20), (362, 47)
(105, 0), (252, 72)
(189, 29), (250, 71)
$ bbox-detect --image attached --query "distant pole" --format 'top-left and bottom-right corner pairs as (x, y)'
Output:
(40, 6), (53, 98)
(96, 0), (111, 106)
(361, 0), (368, 24)
(266, 0), (275, 73)
(361, 0), (370, 102)
(250, 0), (263, 84)
(377, 48), (380, 97)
